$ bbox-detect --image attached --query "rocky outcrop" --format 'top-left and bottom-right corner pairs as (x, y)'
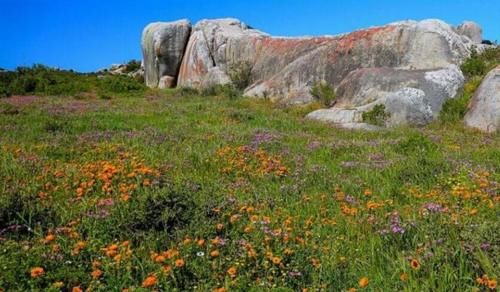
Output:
(142, 18), (486, 127)
(464, 66), (500, 133)
(142, 20), (191, 88)
(455, 21), (483, 44)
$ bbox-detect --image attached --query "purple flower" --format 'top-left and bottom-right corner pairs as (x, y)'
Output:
(480, 243), (491, 251)
(345, 195), (357, 205)
(390, 225), (405, 234)
(423, 202), (444, 213)
(288, 271), (303, 277)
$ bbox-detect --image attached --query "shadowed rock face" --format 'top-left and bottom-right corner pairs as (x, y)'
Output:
(142, 18), (486, 127)
(142, 20), (191, 88)
(464, 66), (500, 133)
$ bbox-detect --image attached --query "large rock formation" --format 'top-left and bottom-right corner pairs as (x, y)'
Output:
(142, 18), (486, 127)
(142, 19), (191, 88)
(464, 66), (500, 133)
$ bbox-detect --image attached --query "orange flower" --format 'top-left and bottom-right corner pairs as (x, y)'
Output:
(311, 258), (321, 268)
(227, 266), (237, 278)
(72, 287), (83, 292)
(347, 288), (357, 292)
(142, 275), (157, 288)
(271, 256), (282, 265)
(364, 189), (372, 196)
(91, 269), (103, 279)
(154, 255), (166, 263)
(163, 265), (172, 273)
(175, 258), (185, 268)
(197, 239), (206, 246)
(488, 279), (497, 289)
(216, 223), (224, 231)
(30, 267), (44, 278)
(213, 288), (226, 292)
(410, 259), (420, 270)
(358, 277), (369, 288)
(44, 234), (55, 244)
(400, 273), (409, 281)
(210, 249), (220, 258)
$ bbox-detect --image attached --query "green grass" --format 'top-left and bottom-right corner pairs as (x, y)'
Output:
(0, 89), (498, 291)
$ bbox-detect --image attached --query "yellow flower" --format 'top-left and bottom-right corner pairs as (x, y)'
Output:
(52, 281), (64, 288)
(271, 256), (282, 265)
(30, 267), (44, 278)
(227, 266), (237, 278)
(311, 258), (321, 268)
(358, 277), (369, 288)
(410, 259), (421, 270)
(400, 273), (409, 281)
(142, 275), (157, 288)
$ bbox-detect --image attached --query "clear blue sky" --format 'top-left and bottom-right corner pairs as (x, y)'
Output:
(1, 0), (498, 72)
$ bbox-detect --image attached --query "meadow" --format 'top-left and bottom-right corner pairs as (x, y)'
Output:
(0, 58), (499, 291)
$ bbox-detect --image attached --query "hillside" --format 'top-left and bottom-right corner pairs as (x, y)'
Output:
(0, 82), (499, 290)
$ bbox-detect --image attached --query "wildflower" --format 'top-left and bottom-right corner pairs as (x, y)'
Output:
(142, 275), (157, 288)
(213, 288), (226, 292)
(91, 269), (103, 279)
(175, 258), (185, 268)
(227, 266), (237, 278)
(469, 208), (478, 215)
(216, 223), (224, 231)
(154, 255), (166, 263)
(271, 256), (282, 265)
(52, 281), (64, 288)
(30, 267), (44, 278)
(400, 273), (409, 281)
(348, 289), (357, 292)
(488, 279), (497, 289)
(163, 265), (172, 273)
(358, 277), (369, 288)
(196, 251), (205, 257)
(210, 250), (220, 258)
(311, 258), (321, 268)
(72, 287), (83, 292)
(197, 239), (205, 246)
(410, 259), (420, 270)
(364, 189), (372, 196)
(44, 234), (55, 244)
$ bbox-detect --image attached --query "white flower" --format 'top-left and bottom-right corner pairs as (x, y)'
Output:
(196, 251), (205, 257)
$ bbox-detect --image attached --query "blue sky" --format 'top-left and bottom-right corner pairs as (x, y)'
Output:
(1, 0), (499, 72)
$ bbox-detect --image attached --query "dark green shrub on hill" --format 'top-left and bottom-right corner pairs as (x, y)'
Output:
(362, 104), (390, 126)
(310, 80), (336, 107)
(0, 64), (145, 97)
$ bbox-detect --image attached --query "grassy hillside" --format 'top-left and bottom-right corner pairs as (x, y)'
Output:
(0, 87), (498, 291)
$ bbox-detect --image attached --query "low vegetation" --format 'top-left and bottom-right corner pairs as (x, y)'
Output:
(440, 46), (500, 124)
(310, 80), (336, 107)
(362, 104), (390, 127)
(0, 64), (145, 98)
(0, 82), (498, 291)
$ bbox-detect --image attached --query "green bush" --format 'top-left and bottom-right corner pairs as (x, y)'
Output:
(310, 80), (336, 107)
(124, 60), (142, 73)
(228, 61), (253, 90)
(0, 64), (145, 97)
(362, 104), (390, 126)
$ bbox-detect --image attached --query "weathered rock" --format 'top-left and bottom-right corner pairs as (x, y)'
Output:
(143, 17), (486, 128)
(307, 65), (464, 126)
(464, 66), (500, 133)
(142, 20), (191, 88)
(158, 75), (176, 89)
(456, 21), (483, 44)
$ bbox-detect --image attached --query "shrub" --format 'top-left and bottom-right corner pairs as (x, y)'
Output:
(98, 75), (145, 93)
(124, 60), (142, 73)
(439, 76), (481, 124)
(362, 104), (390, 126)
(201, 84), (240, 99)
(310, 80), (336, 107)
(228, 61), (253, 90)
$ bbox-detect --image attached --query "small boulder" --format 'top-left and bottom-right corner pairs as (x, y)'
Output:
(464, 66), (500, 133)
(158, 76), (176, 89)
(456, 21), (483, 44)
